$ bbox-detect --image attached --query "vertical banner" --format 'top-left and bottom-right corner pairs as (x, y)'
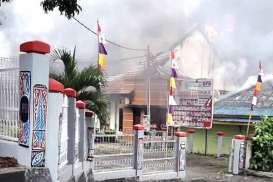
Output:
(31, 84), (48, 167)
(18, 71), (31, 147)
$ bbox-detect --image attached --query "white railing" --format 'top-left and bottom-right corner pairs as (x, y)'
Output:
(94, 134), (134, 171)
(143, 138), (176, 174)
(0, 58), (19, 141)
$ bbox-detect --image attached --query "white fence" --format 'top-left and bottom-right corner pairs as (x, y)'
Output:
(143, 137), (176, 174)
(94, 134), (134, 171)
(0, 57), (19, 141)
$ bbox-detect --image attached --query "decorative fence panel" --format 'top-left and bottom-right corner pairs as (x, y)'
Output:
(94, 134), (134, 171)
(0, 57), (19, 141)
(143, 135), (176, 174)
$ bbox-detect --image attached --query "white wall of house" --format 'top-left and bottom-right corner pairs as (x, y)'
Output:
(109, 95), (120, 131)
(108, 95), (129, 132)
(176, 31), (214, 79)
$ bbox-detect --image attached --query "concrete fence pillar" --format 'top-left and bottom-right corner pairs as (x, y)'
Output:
(85, 110), (95, 161)
(18, 41), (50, 167)
(76, 100), (86, 163)
(64, 88), (77, 166)
(84, 110), (94, 180)
(133, 124), (144, 177)
(186, 129), (195, 153)
(244, 135), (253, 170)
(175, 131), (187, 179)
(216, 131), (225, 158)
(46, 78), (64, 182)
(228, 135), (246, 175)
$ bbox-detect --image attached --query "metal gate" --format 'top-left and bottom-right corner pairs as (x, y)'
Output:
(94, 133), (134, 170)
(143, 134), (176, 174)
(93, 133), (135, 181)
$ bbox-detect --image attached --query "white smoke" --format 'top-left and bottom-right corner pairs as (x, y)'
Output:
(1, 0), (273, 90)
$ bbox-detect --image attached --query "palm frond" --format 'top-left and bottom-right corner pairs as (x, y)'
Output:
(49, 72), (65, 84)
(77, 91), (109, 126)
(51, 49), (77, 85)
(72, 65), (106, 92)
(49, 48), (109, 127)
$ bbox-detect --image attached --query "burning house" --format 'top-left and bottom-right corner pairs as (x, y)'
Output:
(103, 27), (220, 133)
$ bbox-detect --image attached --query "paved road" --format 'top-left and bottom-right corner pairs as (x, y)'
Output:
(186, 154), (272, 182)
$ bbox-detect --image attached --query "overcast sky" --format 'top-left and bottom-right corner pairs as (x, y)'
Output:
(1, 0), (273, 89)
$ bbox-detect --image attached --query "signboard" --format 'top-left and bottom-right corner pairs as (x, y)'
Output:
(172, 79), (213, 128)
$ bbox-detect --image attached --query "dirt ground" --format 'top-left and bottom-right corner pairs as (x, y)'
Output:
(0, 157), (18, 168)
(186, 154), (272, 182)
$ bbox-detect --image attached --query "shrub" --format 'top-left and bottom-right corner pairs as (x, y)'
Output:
(250, 116), (273, 172)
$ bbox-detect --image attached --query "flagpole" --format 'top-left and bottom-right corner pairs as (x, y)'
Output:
(246, 61), (262, 136)
(246, 112), (252, 136)
(147, 45), (151, 129)
(97, 20), (100, 71)
(166, 89), (169, 135)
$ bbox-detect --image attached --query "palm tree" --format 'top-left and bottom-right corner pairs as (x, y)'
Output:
(50, 47), (109, 126)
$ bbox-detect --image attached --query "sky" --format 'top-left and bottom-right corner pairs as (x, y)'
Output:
(1, 0), (273, 90)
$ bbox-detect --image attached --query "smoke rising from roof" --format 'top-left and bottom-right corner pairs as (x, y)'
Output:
(1, 0), (273, 90)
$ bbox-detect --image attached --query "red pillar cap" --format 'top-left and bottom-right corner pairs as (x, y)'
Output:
(176, 131), (187, 137)
(187, 128), (196, 134)
(64, 88), (77, 98)
(85, 110), (94, 117)
(133, 124), (144, 131)
(48, 78), (64, 93)
(216, 131), (225, 136)
(234, 134), (246, 140)
(20, 40), (50, 54)
(76, 100), (85, 109)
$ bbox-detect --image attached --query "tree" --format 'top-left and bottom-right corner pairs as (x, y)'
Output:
(250, 116), (273, 172)
(1, 0), (81, 19)
(50, 48), (109, 126)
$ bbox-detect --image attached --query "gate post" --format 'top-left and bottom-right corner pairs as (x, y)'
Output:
(244, 136), (253, 170)
(46, 79), (64, 182)
(84, 110), (94, 180)
(86, 110), (95, 161)
(228, 135), (246, 174)
(175, 131), (187, 179)
(186, 129), (195, 153)
(133, 124), (144, 177)
(76, 100), (86, 163)
(216, 131), (224, 158)
(64, 88), (77, 170)
(18, 41), (50, 167)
